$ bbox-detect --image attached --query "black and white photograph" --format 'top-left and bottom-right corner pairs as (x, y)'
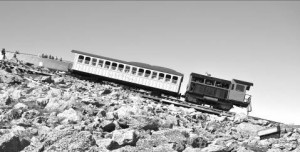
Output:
(0, 0), (300, 151)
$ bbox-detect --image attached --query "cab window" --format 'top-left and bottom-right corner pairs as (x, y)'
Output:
(165, 74), (171, 82)
(172, 76), (178, 84)
(236, 84), (245, 92)
(104, 61), (111, 69)
(132, 67), (137, 75)
(192, 77), (204, 83)
(78, 55), (84, 63)
(152, 72), (158, 79)
(138, 68), (144, 76)
(145, 70), (151, 78)
(159, 73), (165, 81)
(118, 64), (124, 72)
(85, 57), (91, 64)
(125, 66), (131, 73)
(112, 63), (117, 70)
(91, 58), (97, 66)
(98, 60), (104, 67)
(205, 79), (214, 85)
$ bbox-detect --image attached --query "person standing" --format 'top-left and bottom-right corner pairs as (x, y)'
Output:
(1, 48), (6, 60)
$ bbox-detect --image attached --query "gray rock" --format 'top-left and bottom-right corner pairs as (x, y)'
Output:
(200, 144), (229, 152)
(101, 120), (116, 132)
(40, 76), (53, 83)
(22, 109), (40, 119)
(53, 77), (65, 84)
(0, 133), (30, 152)
(112, 129), (138, 146)
(234, 113), (248, 123)
(236, 122), (265, 137)
(13, 103), (28, 109)
(57, 108), (82, 123)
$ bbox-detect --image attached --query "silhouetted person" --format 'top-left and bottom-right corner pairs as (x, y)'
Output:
(1, 48), (6, 60)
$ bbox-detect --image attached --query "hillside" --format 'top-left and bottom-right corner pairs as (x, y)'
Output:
(0, 59), (300, 152)
(4, 51), (72, 71)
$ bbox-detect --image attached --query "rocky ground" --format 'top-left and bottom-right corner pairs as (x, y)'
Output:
(0, 60), (300, 152)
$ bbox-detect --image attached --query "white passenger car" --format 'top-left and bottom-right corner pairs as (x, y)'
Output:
(71, 50), (184, 96)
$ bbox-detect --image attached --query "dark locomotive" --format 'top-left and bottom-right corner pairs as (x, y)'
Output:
(70, 50), (253, 111)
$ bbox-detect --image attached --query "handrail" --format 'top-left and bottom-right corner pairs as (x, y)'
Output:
(245, 94), (252, 115)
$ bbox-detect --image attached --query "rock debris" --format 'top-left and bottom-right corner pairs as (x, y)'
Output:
(0, 60), (299, 152)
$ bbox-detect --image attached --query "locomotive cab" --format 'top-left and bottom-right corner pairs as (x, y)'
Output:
(228, 79), (253, 107)
(185, 73), (253, 111)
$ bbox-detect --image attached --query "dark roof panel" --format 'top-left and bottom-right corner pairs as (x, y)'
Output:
(233, 79), (254, 87)
(71, 50), (184, 76)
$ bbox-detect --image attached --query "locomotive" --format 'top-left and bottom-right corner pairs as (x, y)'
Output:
(71, 50), (253, 111)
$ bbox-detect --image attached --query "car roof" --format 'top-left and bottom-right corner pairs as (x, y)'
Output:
(71, 50), (184, 76)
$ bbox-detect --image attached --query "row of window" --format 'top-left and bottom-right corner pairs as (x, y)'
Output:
(192, 77), (230, 89)
(77, 55), (179, 84)
(191, 77), (245, 92)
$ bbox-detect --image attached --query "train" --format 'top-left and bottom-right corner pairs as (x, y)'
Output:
(70, 50), (253, 111)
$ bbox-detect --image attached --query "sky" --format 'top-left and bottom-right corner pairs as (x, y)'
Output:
(1, 1), (300, 124)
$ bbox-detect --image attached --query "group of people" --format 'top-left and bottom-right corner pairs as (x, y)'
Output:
(40, 53), (63, 61)
(1, 48), (19, 61)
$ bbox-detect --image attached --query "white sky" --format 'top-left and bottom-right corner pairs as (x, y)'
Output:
(1, 1), (300, 124)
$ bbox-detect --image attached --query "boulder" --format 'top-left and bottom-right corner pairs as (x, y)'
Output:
(201, 144), (229, 152)
(0, 133), (29, 152)
(112, 129), (138, 146)
(115, 105), (140, 119)
(53, 77), (65, 84)
(0, 69), (23, 84)
(236, 123), (265, 137)
(44, 98), (71, 112)
(189, 136), (209, 148)
(40, 76), (53, 83)
(57, 108), (82, 123)
(13, 103), (28, 109)
(234, 113), (248, 123)
(160, 115), (178, 129)
(21, 109), (40, 119)
(101, 120), (116, 132)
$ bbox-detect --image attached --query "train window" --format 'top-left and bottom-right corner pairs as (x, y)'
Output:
(192, 77), (204, 83)
(104, 61), (111, 69)
(223, 84), (230, 89)
(118, 64), (124, 72)
(236, 84), (245, 92)
(112, 63), (117, 70)
(132, 67), (137, 75)
(215, 81), (230, 89)
(215, 81), (222, 87)
(85, 57), (91, 64)
(125, 66), (131, 73)
(98, 60), (104, 67)
(159, 73), (165, 81)
(145, 70), (151, 78)
(138, 68), (144, 76)
(165, 75), (171, 82)
(231, 84), (235, 90)
(152, 72), (158, 79)
(78, 55), (84, 63)
(92, 58), (97, 66)
(205, 79), (214, 86)
(172, 76), (178, 84)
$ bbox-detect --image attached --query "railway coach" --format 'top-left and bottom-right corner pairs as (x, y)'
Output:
(71, 50), (184, 97)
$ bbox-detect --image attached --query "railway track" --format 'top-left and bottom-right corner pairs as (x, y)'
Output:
(140, 94), (282, 124)
(140, 94), (235, 117)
